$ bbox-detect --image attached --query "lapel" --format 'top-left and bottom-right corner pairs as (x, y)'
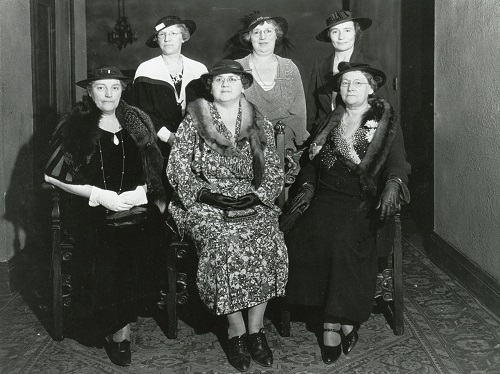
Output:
(317, 53), (335, 110)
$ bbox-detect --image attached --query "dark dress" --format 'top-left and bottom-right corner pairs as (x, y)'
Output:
(46, 128), (165, 339)
(285, 99), (410, 324)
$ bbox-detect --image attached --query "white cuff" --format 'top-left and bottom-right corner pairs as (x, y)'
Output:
(157, 127), (172, 142)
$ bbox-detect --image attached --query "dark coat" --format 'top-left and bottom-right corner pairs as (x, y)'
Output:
(46, 95), (166, 212)
(306, 47), (384, 132)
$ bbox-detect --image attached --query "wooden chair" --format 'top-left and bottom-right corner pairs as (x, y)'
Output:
(273, 124), (405, 337)
(42, 183), (190, 341)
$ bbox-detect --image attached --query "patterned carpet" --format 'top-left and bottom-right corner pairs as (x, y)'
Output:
(1, 230), (500, 374)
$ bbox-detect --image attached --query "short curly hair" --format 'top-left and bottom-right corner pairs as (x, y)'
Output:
(241, 19), (284, 45)
(154, 24), (191, 43)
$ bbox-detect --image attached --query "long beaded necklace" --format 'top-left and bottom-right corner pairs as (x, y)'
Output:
(98, 130), (125, 194)
(251, 55), (278, 89)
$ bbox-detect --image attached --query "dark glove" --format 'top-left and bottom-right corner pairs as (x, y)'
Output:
(377, 180), (401, 220)
(287, 182), (315, 214)
(232, 193), (262, 210)
(197, 187), (238, 210)
(279, 210), (303, 234)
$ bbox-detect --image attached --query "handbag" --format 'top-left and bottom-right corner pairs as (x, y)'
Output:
(223, 208), (258, 223)
(105, 206), (150, 228)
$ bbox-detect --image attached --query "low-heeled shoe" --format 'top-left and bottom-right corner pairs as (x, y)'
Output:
(226, 334), (251, 372)
(341, 325), (359, 355)
(104, 338), (131, 366)
(321, 328), (342, 364)
(247, 328), (273, 367)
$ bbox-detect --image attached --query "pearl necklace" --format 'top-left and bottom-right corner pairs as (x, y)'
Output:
(251, 55), (278, 89)
(98, 131), (125, 194)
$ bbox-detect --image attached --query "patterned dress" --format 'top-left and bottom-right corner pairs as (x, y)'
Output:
(167, 101), (288, 315)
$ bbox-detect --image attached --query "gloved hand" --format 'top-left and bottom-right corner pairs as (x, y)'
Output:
(279, 210), (303, 234)
(377, 180), (401, 220)
(287, 182), (315, 214)
(232, 193), (262, 210)
(89, 186), (133, 211)
(197, 187), (238, 210)
(120, 186), (148, 206)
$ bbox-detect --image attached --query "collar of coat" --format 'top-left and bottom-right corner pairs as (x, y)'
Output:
(186, 98), (267, 188)
(310, 98), (396, 205)
(59, 95), (166, 212)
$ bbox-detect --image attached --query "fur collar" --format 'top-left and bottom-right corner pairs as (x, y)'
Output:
(59, 96), (166, 212)
(310, 98), (396, 207)
(186, 98), (267, 188)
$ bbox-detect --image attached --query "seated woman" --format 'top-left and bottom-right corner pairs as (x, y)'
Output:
(167, 59), (287, 372)
(282, 62), (410, 364)
(44, 66), (166, 367)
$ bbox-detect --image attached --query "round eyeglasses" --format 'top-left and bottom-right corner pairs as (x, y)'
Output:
(340, 80), (370, 88)
(212, 76), (242, 85)
(156, 31), (181, 40)
(250, 28), (275, 38)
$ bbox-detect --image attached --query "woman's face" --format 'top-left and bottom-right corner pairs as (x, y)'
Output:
(250, 21), (277, 55)
(329, 21), (356, 52)
(339, 71), (373, 108)
(88, 79), (123, 115)
(157, 25), (183, 56)
(211, 74), (243, 104)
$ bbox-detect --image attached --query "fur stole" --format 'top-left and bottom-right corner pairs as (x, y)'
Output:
(186, 98), (267, 188)
(59, 95), (166, 212)
(310, 98), (396, 207)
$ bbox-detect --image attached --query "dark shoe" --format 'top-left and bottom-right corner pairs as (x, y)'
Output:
(321, 328), (342, 364)
(226, 334), (251, 372)
(248, 328), (273, 367)
(104, 338), (131, 366)
(341, 325), (359, 355)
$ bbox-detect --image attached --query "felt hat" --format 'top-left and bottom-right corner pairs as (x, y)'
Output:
(238, 13), (288, 46)
(330, 61), (386, 92)
(76, 66), (131, 88)
(200, 59), (253, 88)
(145, 15), (196, 48)
(316, 10), (372, 42)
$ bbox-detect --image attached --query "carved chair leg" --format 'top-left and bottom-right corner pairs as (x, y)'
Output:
(392, 215), (404, 335)
(52, 226), (64, 341)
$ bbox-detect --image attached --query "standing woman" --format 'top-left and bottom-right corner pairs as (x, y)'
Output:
(167, 60), (287, 372)
(307, 10), (384, 132)
(283, 62), (410, 364)
(236, 12), (308, 151)
(131, 16), (208, 199)
(44, 66), (166, 366)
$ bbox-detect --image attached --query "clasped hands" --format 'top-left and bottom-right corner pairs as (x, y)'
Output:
(197, 187), (261, 210)
(90, 186), (147, 211)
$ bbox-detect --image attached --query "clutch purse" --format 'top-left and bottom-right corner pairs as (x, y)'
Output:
(105, 206), (150, 228)
(223, 208), (258, 223)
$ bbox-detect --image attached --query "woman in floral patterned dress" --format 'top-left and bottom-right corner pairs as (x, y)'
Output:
(282, 62), (410, 364)
(167, 59), (287, 372)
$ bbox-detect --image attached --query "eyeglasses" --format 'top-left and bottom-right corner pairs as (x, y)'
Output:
(250, 28), (275, 38)
(340, 80), (370, 88)
(212, 76), (242, 85)
(156, 31), (181, 40)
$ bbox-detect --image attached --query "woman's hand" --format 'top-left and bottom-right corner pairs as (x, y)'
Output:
(89, 186), (133, 212)
(232, 193), (262, 210)
(287, 182), (315, 214)
(377, 180), (401, 220)
(196, 187), (238, 210)
(120, 186), (148, 206)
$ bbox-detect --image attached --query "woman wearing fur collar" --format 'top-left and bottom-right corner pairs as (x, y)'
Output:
(44, 66), (166, 367)
(167, 60), (287, 372)
(282, 62), (410, 364)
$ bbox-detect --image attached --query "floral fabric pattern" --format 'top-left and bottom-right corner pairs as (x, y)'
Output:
(167, 103), (287, 315)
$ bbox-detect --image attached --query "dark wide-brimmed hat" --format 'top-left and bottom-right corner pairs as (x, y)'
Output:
(76, 66), (131, 88)
(145, 15), (196, 48)
(238, 12), (288, 46)
(316, 10), (372, 42)
(331, 62), (386, 92)
(200, 59), (253, 88)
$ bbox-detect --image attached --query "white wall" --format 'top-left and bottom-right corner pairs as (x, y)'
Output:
(0, 0), (34, 262)
(434, 0), (500, 282)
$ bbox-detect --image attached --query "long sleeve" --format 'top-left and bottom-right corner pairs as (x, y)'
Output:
(285, 63), (308, 147)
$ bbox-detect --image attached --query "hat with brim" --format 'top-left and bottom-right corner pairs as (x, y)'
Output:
(316, 10), (372, 42)
(238, 14), (288, 47)
(331, 62), (386, 92)
(145, 16), (196, 48)
(200, 59), (253, 88)
(76, 66), (131, 88)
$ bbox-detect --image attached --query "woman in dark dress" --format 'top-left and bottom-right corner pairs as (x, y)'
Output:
(283, 62), (410, 364)
(44, 66), (166, 367)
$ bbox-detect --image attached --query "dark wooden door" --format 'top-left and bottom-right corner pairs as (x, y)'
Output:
(348, 0), (401, 113)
